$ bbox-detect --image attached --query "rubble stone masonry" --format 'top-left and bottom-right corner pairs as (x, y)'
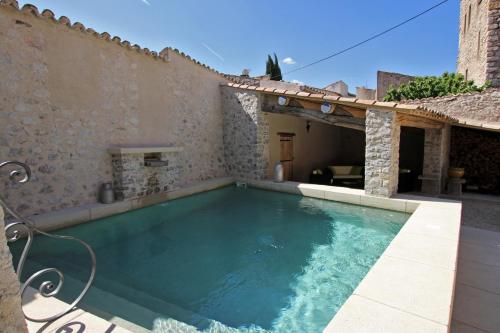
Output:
(364, 109), (401, 197)
(0, 4), (228, 216)
(457, 0), (500, 87)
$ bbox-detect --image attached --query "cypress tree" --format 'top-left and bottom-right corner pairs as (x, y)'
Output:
(273, 53), (282, 81)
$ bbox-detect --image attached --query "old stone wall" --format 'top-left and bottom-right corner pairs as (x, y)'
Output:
(450, 126), (500, 193)
(0, 207), (28, 333)
(406, 88), (500, 123)
(421, 126), (451, 195)
(457, 0), (500, 87)
(0, 4), (228, 216)
(376, 71), (414, 101)
(364, 109), (401, 197)
(487, 2), (500, 87)
(221, 87), (270, 180)
(458, 0), (491, 85)
(111, 151), (182, 200)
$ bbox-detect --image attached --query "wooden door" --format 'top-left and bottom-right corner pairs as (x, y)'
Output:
(279, 133), (295, 181)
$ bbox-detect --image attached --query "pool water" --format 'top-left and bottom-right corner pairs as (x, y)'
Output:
(12, 186), (408, 332)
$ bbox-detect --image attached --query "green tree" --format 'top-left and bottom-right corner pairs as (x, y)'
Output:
(265, 53), (282, 81)
(384, 72), (489, 101)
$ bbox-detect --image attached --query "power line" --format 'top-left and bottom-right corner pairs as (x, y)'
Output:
(278, 0), (450, 78)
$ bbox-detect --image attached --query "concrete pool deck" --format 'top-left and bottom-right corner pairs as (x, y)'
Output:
(19, 178), (462, 332)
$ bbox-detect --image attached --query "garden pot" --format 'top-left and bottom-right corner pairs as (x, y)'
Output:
(448, 167), (465, 178)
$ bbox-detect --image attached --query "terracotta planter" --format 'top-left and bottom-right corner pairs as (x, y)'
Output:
(448, 167), (465, 178)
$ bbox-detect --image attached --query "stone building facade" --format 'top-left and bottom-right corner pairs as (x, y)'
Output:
(457, 0), (500, 87)
(376, 71), (415, 101)
(0, 2), (229, 216)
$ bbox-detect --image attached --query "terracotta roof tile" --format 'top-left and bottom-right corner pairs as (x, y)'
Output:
(222, 83), (457, 123)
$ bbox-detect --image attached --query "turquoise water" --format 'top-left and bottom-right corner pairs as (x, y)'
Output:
(11, 186), (408, 332)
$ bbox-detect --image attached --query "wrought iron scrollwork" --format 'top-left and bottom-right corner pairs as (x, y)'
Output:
(1, 161), (96, 323)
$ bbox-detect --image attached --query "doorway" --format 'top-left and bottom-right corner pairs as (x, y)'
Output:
(398, 127), (425, 193)
(279, 132), (295, 181)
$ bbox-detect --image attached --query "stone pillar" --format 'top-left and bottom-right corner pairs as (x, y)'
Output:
(0, 207), (28, 333)
(221, 87), (270, 180)
(421, 125), (451, 195)
(364, 109), (401, 197)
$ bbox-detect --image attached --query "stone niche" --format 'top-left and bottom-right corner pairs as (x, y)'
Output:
(109, 147), (183, 200)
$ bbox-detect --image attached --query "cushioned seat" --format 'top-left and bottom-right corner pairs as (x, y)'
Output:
(332, 175), (363, 179)
(328, 166), (364, 180)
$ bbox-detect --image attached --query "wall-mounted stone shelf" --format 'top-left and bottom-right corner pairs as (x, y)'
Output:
(107, 147), (184, 154)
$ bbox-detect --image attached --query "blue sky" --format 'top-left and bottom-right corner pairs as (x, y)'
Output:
(19, 0), (460, 91)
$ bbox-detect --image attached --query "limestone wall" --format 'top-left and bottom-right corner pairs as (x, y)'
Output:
(0, 207), (28, 333)
(0, 5), (228, 216)
(486, 3), (500, 87)
(364, 109), (401, 197)
(457, 0), (500, 87)
(221, 87), (270, 180)
(458, 0), (491, 85)
(376, 71), (414, 101)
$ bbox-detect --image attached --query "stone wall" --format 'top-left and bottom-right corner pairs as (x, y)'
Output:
(0, 207), (28, 333)
(421, 126), (451, 194)
(458, 0), (491, 85)
(221, 87), (270, 180)
(405, 88), (500, 124)
(457, 0), (500, 87)
(0, 4), (228, 216)
(364, 109), (401, 197)
(450, 126), (500, 193)
(376, 71), (414, 101)
(487, 2), (500, 87)
(111, 151), (182, 200)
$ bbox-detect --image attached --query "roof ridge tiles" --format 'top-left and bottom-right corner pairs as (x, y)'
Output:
(402, 87), (500, 103)
(0, 0), (235, 80)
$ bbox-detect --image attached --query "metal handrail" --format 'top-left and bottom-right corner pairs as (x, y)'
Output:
(1, 160), (96, 323)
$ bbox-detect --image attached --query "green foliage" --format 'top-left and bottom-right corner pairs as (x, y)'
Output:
(384, 72), (490, 101)
(265, 53), (282, 81)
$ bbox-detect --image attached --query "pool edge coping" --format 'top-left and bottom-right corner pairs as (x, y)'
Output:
(22, 178), (461, 332)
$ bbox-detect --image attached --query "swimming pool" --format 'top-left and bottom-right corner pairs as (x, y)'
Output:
(13, 186), (408, 332)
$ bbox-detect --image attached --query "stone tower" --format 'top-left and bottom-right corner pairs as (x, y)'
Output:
(457, 0), (500, 87)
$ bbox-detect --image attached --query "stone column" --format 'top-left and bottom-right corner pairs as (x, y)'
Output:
(364, 108), (401, 197)
(421, 125), (450, 195)
(0, 207), (28, 333)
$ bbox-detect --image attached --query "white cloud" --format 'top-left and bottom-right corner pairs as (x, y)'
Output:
(283, 57), (296, 65)
(141, 0), (151, 5)
(291, 79), (304, 85)
(201, 43), (225, 62)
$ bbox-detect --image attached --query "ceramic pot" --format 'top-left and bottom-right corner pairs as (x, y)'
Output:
(448, 167), (465, 178)
(274, 162), (284, 183)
